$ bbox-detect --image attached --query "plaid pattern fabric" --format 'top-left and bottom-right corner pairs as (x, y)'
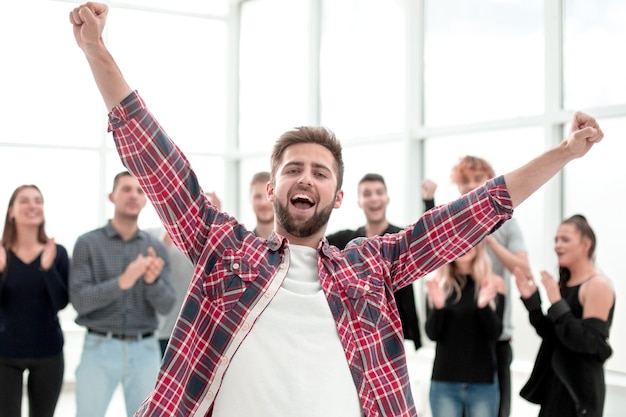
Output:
(109, 91), (513, 417)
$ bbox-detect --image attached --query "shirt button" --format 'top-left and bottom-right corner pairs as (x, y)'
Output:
(264, 291), (272, 298)
(280, 263), (287, 269)
(242, 323), (250, 330)
(207, 391), (213, 398)
(221, 356), (228, 364)
(363, 284), (370, 291)
(232, 263), (240, 270)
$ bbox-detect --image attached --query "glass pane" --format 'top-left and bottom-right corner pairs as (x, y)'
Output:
(239, 0), (310, 152)
(563, 116), (626, 373)
(0, 1), (105, 147)
(0, 148), (102, 255)
(564, 0), (626, 109)
(321, 0), (405, 138)
(107, 9), (227, 153)
(117, 0), (228, 16)
(326, 141), (405, 234)
(424, 0), (544, 126)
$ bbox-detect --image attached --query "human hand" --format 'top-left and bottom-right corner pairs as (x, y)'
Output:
(513, 266), (537, 299)
(484, 235), (496, 248)
(205, 191), (222, 211)
(477, 280), (497, 308)
(119, 252), (151, 290)
(40, 238), (57, 271)
(69, 2), (109, 54)
(425, 278), (445, 309)
(540, 270), (561, 304)
(563, 112), (604, 159)
(143, 247), (164, 284)
(421, 179), (437, 200)
(0, 240), (6, 272)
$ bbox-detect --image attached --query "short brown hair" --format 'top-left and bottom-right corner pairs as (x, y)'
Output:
(270, 126), (344, 190)
(250, 171), (271, 191)
(450, 156), (496, 185)
(358, 173), (387, 191)
(112, 171), (133, 192)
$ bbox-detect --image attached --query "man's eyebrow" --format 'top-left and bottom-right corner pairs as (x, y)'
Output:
(283, 161), (331, 171)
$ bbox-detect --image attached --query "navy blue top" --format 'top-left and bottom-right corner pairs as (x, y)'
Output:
(0, 245), (69, 358)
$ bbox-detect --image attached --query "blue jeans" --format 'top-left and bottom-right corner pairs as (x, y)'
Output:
(430, 378), (499, 417)
(75, 333), (161, 417)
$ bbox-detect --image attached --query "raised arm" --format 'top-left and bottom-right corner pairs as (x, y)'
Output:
(504, 112), (603, 208)
(70, 3), (132, 111)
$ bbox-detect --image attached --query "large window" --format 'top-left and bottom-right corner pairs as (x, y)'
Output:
(424, 0), (544, 126)
(2, 0), (625, 405)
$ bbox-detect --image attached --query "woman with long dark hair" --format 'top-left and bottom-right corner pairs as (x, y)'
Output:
(515, 214), (615, 417)
(0, 185), (69, 417)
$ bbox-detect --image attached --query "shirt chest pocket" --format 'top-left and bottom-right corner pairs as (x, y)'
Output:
(203, 249), (258, 311)
(345, 275), (388, 334)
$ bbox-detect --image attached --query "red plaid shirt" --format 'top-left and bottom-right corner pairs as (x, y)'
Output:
(109, 92), (513, 417)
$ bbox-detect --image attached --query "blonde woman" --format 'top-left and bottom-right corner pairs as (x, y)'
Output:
(426, 241), (505, 417)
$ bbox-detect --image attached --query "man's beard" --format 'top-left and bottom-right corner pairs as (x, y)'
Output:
(275, 198), (333, 238)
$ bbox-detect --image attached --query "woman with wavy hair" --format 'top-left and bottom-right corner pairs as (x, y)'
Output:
(426, 241), (505, 417)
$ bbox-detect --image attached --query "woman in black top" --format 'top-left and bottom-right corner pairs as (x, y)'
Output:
(514, 214), (614, 417)
(0, 185), (69, 417)
(426, 241), (505, 417)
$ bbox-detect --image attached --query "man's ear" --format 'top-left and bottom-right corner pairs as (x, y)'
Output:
(266, 181), (275, 202)
(334, 189), (344, 209)
(108, 192), (114, 203)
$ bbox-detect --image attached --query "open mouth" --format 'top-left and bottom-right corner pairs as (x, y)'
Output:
(290, 193), (315, 210)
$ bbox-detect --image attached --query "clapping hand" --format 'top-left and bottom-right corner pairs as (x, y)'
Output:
(513, 267), (537, 299)
(477, 280), (497, 308)
(425, 278), (445, 309)
(40, 238), (57, 271)
(539, 270), (561, 304)
(143, 247), (164, 284)
(0, 240), (6, 272)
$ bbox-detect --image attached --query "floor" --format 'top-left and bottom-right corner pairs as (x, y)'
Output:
(24, 383), (126, 417)
(24, 343), (626, 417)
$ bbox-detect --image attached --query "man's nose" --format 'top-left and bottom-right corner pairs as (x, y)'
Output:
(298, 171), (313, 186)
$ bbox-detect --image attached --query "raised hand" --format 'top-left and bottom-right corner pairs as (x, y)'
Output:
(477, 279), (497, 308)
(119, 253), (151, 290)
(564, 112), (604, 159)
(40, 238), (57, 271)
(425, 278), (446, 309)
(143, 247), (164, 284)
(540, 270), (561, 304)
(205, 191), (222, 211)
(0, 240), (6, 273)
(513, 266), (537, 299)
(69, 3), (109, 53)
(421, 179), (437, 200)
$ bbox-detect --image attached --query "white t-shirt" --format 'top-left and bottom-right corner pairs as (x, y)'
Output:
(212, 245), (363, 417)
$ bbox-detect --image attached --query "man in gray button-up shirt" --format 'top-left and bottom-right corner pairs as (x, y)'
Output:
(70, 171), (175, 417)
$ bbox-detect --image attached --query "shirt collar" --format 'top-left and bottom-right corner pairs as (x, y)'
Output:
(104, 220), (144, 241)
